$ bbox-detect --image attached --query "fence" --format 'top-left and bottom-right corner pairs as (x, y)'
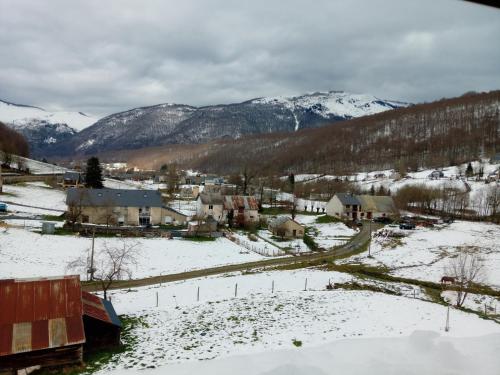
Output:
(226, 233), (285, 257)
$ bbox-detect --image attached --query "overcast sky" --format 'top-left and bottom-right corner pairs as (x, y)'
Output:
(0, 0), (499, 117)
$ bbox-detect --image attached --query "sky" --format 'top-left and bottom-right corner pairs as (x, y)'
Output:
(0, 0), (499, 117)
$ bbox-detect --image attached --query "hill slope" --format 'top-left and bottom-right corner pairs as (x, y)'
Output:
(62, 91), (408, 156)
(118, 91), (500, 175)
(0, 99), (97, 156)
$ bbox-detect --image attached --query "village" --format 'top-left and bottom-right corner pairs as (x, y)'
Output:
(0, 153), (499, 374)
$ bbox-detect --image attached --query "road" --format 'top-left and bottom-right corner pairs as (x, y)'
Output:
(82, 222), (380, 292)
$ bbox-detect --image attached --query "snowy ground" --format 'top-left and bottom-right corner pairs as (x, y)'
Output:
(0, 228), (265, 279)
(0, 182), (66, 213)
(343, 221), (500, 288)
(94, 269), (500, 374)
(105, 332), (500, 375)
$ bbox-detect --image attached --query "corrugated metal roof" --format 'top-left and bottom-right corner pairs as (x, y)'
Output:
(82, 291), (121, 327)
(66, 188), (163, 208)
(223, 196), (259, 210)
(0, 276), (85, 357)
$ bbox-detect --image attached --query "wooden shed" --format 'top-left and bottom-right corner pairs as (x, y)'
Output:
(0, 276), (85, 373)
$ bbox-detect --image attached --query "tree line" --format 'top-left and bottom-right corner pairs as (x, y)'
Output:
(0, 121), (29, 158)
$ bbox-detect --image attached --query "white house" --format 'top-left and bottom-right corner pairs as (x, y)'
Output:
(196, 192), (224, 222)
(325, 193), (361, 220)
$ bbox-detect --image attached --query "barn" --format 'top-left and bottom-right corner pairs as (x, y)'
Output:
(0, 276), (86, 373)
(0, 276), (122, 374)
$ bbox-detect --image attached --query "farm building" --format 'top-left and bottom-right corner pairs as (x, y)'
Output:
(325, 193), (361, 220)
(196, 192), (225, 222)
(0, 276), (122, 374)
(0, 276), (86, 373)
(326, 193), (398, 220)
(268, 216), (305, 238)
(223, 195), (260, 227)
(82, 291), (121, 349)
(356, 195), (398, 219)
(62, 171), (84, 188)
(66, 188), (187, 226)
(187, 215), (219, 235)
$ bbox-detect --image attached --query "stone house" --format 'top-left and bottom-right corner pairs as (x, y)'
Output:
(325, 193), (361, 220)
(66, 188), (187, 226)
(268, 216), (304, 238)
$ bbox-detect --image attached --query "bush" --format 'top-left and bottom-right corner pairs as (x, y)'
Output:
(303, 232), (318, 250)
(315, 215), (341, 224)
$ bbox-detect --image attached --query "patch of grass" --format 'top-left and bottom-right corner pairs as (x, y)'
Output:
(303, 232), (318, 251)
(42, 214), (65, 222)
(183, 235), (217, 242)
(315, 215), (342, 224)
(260, 207), (289, 215)
(292, 339), (302, 347)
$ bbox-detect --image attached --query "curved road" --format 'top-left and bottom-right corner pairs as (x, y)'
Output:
(82, 222), (380, 292)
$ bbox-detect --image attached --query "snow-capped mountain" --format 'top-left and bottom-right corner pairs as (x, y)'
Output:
(62, 91), (409, 156)
(0, 99), (97, 156)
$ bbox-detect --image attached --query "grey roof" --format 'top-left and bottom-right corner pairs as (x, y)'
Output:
(66, 188), (163, 207)
(63, 171), (82, 181)
(199, 192), (223, 205)
(335, 193), (361, 206)
(357, 195), (397, 213)
(269, 216), (302, 228)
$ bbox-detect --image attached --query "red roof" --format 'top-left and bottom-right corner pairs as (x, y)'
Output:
(82, 291), (121, 327)
(223, 195), (259, 211)
(0, 276), (85, 357)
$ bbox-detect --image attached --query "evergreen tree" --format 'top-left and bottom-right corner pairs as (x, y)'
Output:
(370, 185), (375, 195)
(85, 156), (104, 188)
(465, 162), (474, 178)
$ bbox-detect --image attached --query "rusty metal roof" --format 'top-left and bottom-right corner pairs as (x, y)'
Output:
(0, 276), (85, 357)
(223, 195), (259, 211)
(82, 291), (121, 327)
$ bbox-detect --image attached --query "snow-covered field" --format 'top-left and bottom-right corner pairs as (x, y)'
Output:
(105, 332), (500, 375)
(94, 269), (500, 374)
(344, 221), (500, 288)
(1, 181), (66, 213)
(0, 228), (265, 279)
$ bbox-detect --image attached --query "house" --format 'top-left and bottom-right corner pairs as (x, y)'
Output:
(325, 193), (361, 220)
(268, 216), (304, 238)
(180, 185), (200, 199)
(82, 291), (121, 349)
(62, 171), (84, 188)
(0, 276), (86, 373)
(66, 188), (182, 226)
(356, 195), (398, 219)
(196, 192), (224, 222)
(162, 206), (188, 225)
(223, 195), (260, 227)
(487, 168), (499, 182)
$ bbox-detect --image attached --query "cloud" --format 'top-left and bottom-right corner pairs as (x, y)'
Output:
(0, 0), (499, 117)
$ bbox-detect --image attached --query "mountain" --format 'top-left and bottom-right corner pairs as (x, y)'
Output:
(118, 91), (500, 175)
(0, 99), (97, 156)
(62, 91), (409, 156)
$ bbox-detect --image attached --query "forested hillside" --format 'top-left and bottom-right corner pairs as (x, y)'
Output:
(183, 91), (499, 175)
(0, 121), (29, 157)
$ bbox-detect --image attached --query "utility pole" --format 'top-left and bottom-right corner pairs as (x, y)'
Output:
(0, 163), (3, 194)
(89, 229), (96, 281)
(368, 220), (372, 257)
(445, 306), (450, 332)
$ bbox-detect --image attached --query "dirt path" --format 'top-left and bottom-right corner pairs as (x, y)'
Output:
(82, 223), (380, 292)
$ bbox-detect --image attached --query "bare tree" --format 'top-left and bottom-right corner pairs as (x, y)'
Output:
(445, 251), (485, 307)
(66, 190), (89, 230)
(68, 239), (139, 300)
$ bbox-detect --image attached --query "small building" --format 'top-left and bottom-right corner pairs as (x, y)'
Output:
(325, 193), (361, 220)
(162, 206), (188, 225)
(62, 171), (84, 188)
(268, 216), (304, 238)
(66, 188), (167, 226)
(0, 276), (86, 373)
(179, 185), (200, 199)
(187, 215), (218, 235)
(356, 195), (398, 219)
(82, 291), (121, 350)
(196, 192), (224, 222)
(223, 195), (260, 227)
